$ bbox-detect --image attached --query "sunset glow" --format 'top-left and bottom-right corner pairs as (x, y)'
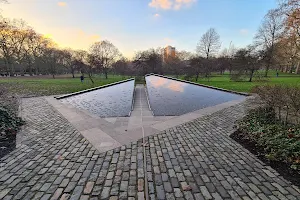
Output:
(1, 0), (277, 58)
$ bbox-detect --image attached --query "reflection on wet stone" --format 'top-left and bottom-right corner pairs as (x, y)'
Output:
(60, 80), (135, 117)
(145, 75), (245, 116)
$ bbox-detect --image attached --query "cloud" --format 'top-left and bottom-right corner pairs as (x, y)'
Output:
(149, 0), (172, 9)
(174, 0), (196, 10)
(149, 0), (196, 10)
(57, 2), (67, 7)
(239, 29), (249, 35)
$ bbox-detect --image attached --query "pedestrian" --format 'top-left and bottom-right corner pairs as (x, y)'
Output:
(80, 74), (84, 83)
(276, 72), (279, 77)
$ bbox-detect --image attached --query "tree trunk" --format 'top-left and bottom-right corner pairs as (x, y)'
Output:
(8, 63), (15, 77)
(104, 69), (108, 79)
(71, 68), (75, 78)
(27, 63), (33, 76)
(296, 62), (300, 74)
(52, 74), (55, 79)
(264, 63), (270, 77)
(35, 67), (39, 75)
(20, 65), (25, 76)
(88, 72), (94, 84)
(249, 69), (254, 82)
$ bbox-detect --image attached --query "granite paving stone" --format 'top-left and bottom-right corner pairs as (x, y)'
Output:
(0, 97), (299, 199)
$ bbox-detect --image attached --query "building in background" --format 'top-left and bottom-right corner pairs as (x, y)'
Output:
(163, 46), (176, 62)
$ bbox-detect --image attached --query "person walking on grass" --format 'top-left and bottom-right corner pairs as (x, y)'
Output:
(80, 74), (84, 83)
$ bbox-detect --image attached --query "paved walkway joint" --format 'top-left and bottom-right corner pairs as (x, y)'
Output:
(0, 96), (299, 200)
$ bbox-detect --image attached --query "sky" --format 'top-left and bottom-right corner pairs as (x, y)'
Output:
(1, 0), (278, 59)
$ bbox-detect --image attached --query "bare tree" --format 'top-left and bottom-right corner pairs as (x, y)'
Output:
(41, 48), (63, 79)
(133, 51), (149, 76)
(255, 9), (283, 77)
(278, 0), (300, 42)
(163, 55), (184, 78)
(216, 57), (230, 75)
(232, 46), (261, 82)
(19, 29), (50, 76)
(189, 56), (215, 81)
(60, 49), (78, 78)
(89, 40), (120, 79)
(133, 48), (163, 76)
(197, 28), (221, 59)
(176, 50), (193, 61)
(71, 50), (95, 83)
(189, 56), (202, 81)
(0, 18), (30, 76)
(112, 57), (129, 77)
(274, 37), (298, 72)
(145, 48), (163, 73)
(277, 0), (300, 73)
(220, 42), (236, 74)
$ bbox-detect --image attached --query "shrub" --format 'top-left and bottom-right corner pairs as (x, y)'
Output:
(237, 107), (300, 171)
(135, 76), (144, 83)
(0, 106), (24, 139)
(0, 85), (25, 153)
(230, 71), (246, 81)
(252, 71), (269, 82)
(251, 85), (300, 124)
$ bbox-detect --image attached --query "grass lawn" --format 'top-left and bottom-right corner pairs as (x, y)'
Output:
(184, 71), (300, 93)
(0, 74), (130, 96)
(1, 71), (299, 96)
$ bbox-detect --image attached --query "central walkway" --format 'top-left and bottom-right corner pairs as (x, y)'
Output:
(131, 84), (152, 116)
(0, 97), (299, 199)
(45, 84), (176, 153)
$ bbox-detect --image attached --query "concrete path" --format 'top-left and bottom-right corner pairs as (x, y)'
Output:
(0, 97), (299, 200)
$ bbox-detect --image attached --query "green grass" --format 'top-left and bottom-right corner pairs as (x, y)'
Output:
(0, 74), (130, 96)
(176, 70), (300, 93)
(219, 70), (300, 77)
(1, 70), (299, 96)
(194, 76), (300, 93)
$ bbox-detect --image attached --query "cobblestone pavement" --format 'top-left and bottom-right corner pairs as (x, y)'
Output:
(0, 97), (300, 200)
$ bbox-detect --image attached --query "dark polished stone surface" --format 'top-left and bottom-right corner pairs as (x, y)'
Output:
(60, 80), (135, 117)
(145, 75), (245, 116)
